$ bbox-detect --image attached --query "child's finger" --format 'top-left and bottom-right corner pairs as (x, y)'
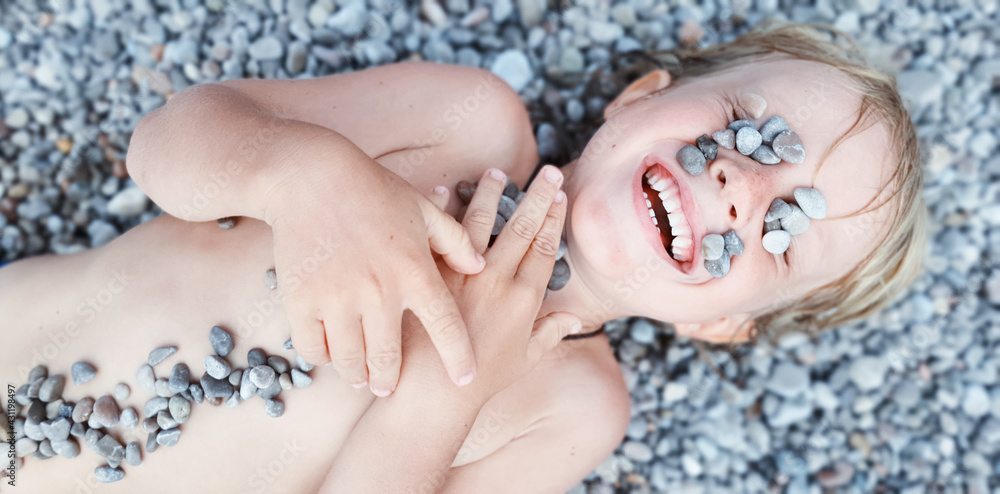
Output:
(427, 185), (450, 211)
(420, 197), (484, 275)
(324, 306), (370, 389)
(514, 190), (567, 291)
(461, 168), (507, 253)
(488, 165), (563, 275)
(361, 300), (402, 397)
(287, 304), (333, 367)
(405, 277), (476, 387)
(525, 311), (582, 363)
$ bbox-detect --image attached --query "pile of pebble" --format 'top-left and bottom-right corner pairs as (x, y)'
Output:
(4, 326), (312, 483)
(1, 0), (998, 492)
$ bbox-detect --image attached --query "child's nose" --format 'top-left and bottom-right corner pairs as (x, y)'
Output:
(709, 157), (779, 230)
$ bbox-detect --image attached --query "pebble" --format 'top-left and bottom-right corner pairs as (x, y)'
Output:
(704, 250), (732, 278)
(268, 356), (291, 374)
(71, 362), (97, 385)
(156, 410), (178, 430)
(780, 204), (811, 236)
(762, 230), (791, 255)
(228, 369), (243, 386)
(712, 129), (735, 149)
(735, 127), (763, 156)
(766, 362), (810, 398)
(200, 374), (234, 399)
(144, 397), (168, 417)
(95, 435), (124, 462)
(728, 120), (755, 132)
(84, 429), (101, 449)
(491, 214), (506, 236)
(497, 194), (517, 220)
(723, 230), (744, 256)
(849, 357), (888, 391)
(46, 399), (64, 419)
(119, 407), (138, 429)
(676, 144), (706, 175)
(27, 377), (44, 399)
(70, 423), (85, 438)
(136, 364), (156, 394)
(548, 258), (570, 290)
(265, 399), (285, 418)
(283, 338), (294, 351)
(125, 441), (142, 466)
(296, 355), (314, 372)
(695, 134), (718, 160)
(107, 187), (148, 216)
(248, 348), (267, 367)
(168, 396), (191, 424)
(72, 397), (94, 423)
(24, 420), (44, 442)
(94, 466), (124, 483)
(962, 386), (990, 418)
(148, 346), (178, 367)
(216, 217), (236, 229)
(764, 198), (792, 222)
(759, 116), (788, 143)
(27, 400), (46, 423)
(279, 373), (293, 390)
(38, 375), (66, 402)
(52, 438), (80, 458)
(240, 369), (258, 400)
(204, 325), (235, 357)
(772, 130), (805, 164)
(751, 145), (781, 164)
(204, 355), (232, 380)
(250, 365), (277, 388)
(188, 384), (204, 404)
(225, 391), (242, 408)
(15, 438), (38, 458)
(113, 383), (130, 401)
(248, 36), (283, 61)
(793, 187), (826, 219)
(456, 181), (476, 204)
(93, 395), (120, 428)
(257, 379), (282, 400)
(264, 268), (278, 290)
(156, 428), (181, 447)
(290, 369), (312, 388)
(701, 234), (725, 261)
(622, 440), (654, 462)
(737, 92), (767, 119)
(42, 417), (71, 442)
(168, 363), (191, 394)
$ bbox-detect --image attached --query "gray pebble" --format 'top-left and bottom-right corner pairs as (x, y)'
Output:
(491, 214), (506, 236)
(23, 419), (44, 441)
(257, 379), (281, 400)
(456, 181), (476, 204)
(136, 364), (156, 395)
(701, 233), (725, 261)
(751, 145), (781, 164)
(204, 355), (232, 380)
(296, 354), (314, 372)
(759, 116), (788, 143)
(290, 369), (312, 388)
(120, 408), (138, 429)
(762, 230), (792, 255)
(780, 204), (811, 235)
(13, 385), (30, 406)
(37, 442), (56, 460)
(52, 438), (80, 458)
(156, 410), (178, 430)
(144, 397), (168, 417)
(676, 144), (706, 175)
(38, 375), (66, 402)
(735, 127), (763, 156)
(283, 338), (294, 350)
(728, 119), (754, 131)
(113, 383), (130, 401)
(27, 400), (46, 423)
(250, 365), (277, 388)
(58, 402), (74, 419)
(704, 251), (732, 278)
(95, 435), (124, 461)
(548, 258), (570, 290)
(142, 417), (159, 433)
(224, 391), (242, 408)
(503, 181), (518, 198)
(268, 356), (290, 374)
(264, 268), (278, 290)
(180, 389), (193, 401)
(71, 362), (97, 385)
(28, 365), (47, 383)
(70, 423), (86, 438)
(88, 413), (103, 430)
(188, 384), (204, 404)
(84, 429), (101, 448)
(772, 130), (805, 164)
(168, 396), (191, 424)
(265, 399), (285, 418)
(15, 438), (37, 458)
(696, 134), (718, 160)
(240, 369), (258, 400)
(793, 187), (826, 219)
(279, 373), (293, 390)
(43, 417), (71, 442)
(200, 373), (233, 399)
(764, 198), (793, 222)
(125, 441), (141, 466)
(27, 378), (43, 399)
(168, 363), (191, 394)
(146, 431), (159, 453)
(765, 219), (782, 232)
(209, 325), (235, 357)
(712, 129), (735, 150)
(228, 369), (243, 386)
(148, 346), (178, 367)
(497, 194), (517, 220)
(723, 230), (744, 256)
(45, 399), (63, 420)
(95, 466), (124, 483)
(248, 348), (267, 367)
(216, 217), (236, 229)
(154, 378), (172, 397)
(93, 395), (120, 428)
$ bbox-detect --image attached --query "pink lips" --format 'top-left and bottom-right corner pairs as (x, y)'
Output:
(632, 152), (705, 276)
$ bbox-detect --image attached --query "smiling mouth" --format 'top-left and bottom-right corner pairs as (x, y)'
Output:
(641, 167), (694, 263)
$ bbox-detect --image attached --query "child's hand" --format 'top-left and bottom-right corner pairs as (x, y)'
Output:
(264, 155), (487, 396)
(407, 164), (582, 405)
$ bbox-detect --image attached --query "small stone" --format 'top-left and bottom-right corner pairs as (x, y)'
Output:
(766, 362), (810, 398)
(73, 397), (95, 423)
(793, 187), (826, 219)
(113, 383), (130, 401)
(84, 429), (101, 448)
(136, 364), (156, 394)
(257, 379), (281, 400)
(206, 325), (235, 357)
(264, 268), (278, 290)
(248, 36), (284, 61)
(503, 181), (518, 199)
(849, 357), (887, 391)
(696, 134), (718, 160)
(120, 408), (138, 429)
(125, 442), (142, 466)
(146, 431), (158, 453)
(228, 369), (243, 386)
(240, 369), (258, 400)
(27, 378), (44, 399)
(780, 204), (811, 236)
(156, 410), (178, 430)
(491, 214), (506, 236)
(736, 127), (763, 155)
(759, 116), (788, 143)
(88, 413), (103, 430)
(704, 251), (732, 278)
(148, 346), (178, 367)
(712, 129), (735, 149)
(817, 461), (854, 488)
(268, 356), (290, 374)
(70, 423), (86, 438)
(95, 435), (124, 461)
(737, 92), (767, 119)
(93, 395), (120, 428)
(497, 195), (517, 220)
(265, 399), (285, 418)
(490, 50), (533, 93)
(71, 362), (97, 385)
(723, 230), (744, 256)
(548, 258), (570, 290)
(28, 365), (47, 382)
(204, 355), (232, 380)
(216, 217), (236, 229)
(764, 198), (792, 222)
(676, 145), (707, 175)
(962, 386), (990, 418)
(43, 417), (71, 442)
(765, 219), (782, 232)
(751, 145), (781, 164)
(701, 234), (725, 261)
(38, 375), (66, 402)
(762, 230), (791, 255)
(180, 389), (193, 401)
(45, 399), (63, 419)
(144, 397), (168, 417)
(250, 365), (277, 388)
(200, 374), (234, 399)
(456, 181), (476, 204)
(23, 419), (44, 441)
(728, 120), (754, 131)
(248, 348), (267, 367)
(52, 438), (80, 458)
(13, 385), (30, 406)
(224, 391), (242, 408)
(283, 338), (294, 350)
(296, 355), (314, 372)
(168, 396), (191, 424)
(142, 417), (159, 433)
(27, 400), (46, 423)
(290, 369), (312, 388)
(188, 384), (204, 404)
(622, 441), (654, 462)
(279, 373), (293, 390)
(168, 363), (191, 393)
(772, 130), (805, 164)
(95, 466), (124, 483)
(15, 437), (37, 458)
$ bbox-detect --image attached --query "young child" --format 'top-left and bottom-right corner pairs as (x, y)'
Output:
(1, 22), (925, 492)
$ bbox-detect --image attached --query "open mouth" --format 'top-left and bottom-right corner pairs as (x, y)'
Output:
(641, 167), (694, 263)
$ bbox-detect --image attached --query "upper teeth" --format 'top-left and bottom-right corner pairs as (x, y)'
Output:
(645, 169), (694, 262)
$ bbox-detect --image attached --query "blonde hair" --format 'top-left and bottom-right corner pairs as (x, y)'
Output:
(612, 21), (927, 339)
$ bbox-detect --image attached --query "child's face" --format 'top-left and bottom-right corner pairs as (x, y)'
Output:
(564, 58), (894, 333)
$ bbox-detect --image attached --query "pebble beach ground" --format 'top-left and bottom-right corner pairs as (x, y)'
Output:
(1, 0), (999, 492)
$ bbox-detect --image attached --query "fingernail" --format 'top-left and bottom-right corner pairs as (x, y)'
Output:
(569, 322), (582, 334)
(351, 381), (368, 389)
(456, 369), (475, 386)
(487, 168), (505, 181)
(475, 252), (486, 267)
(554, 190), (566, 203)
(544, 166), (562, 182)
(432, 185), (448, 195)
(371, 386), (393, 397)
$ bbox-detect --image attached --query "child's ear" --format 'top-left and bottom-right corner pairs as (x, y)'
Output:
(603, 69), (672, 119)
(673, 314), (755, 344)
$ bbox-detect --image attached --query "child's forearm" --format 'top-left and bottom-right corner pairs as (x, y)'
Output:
(126, 83), (366, 222)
